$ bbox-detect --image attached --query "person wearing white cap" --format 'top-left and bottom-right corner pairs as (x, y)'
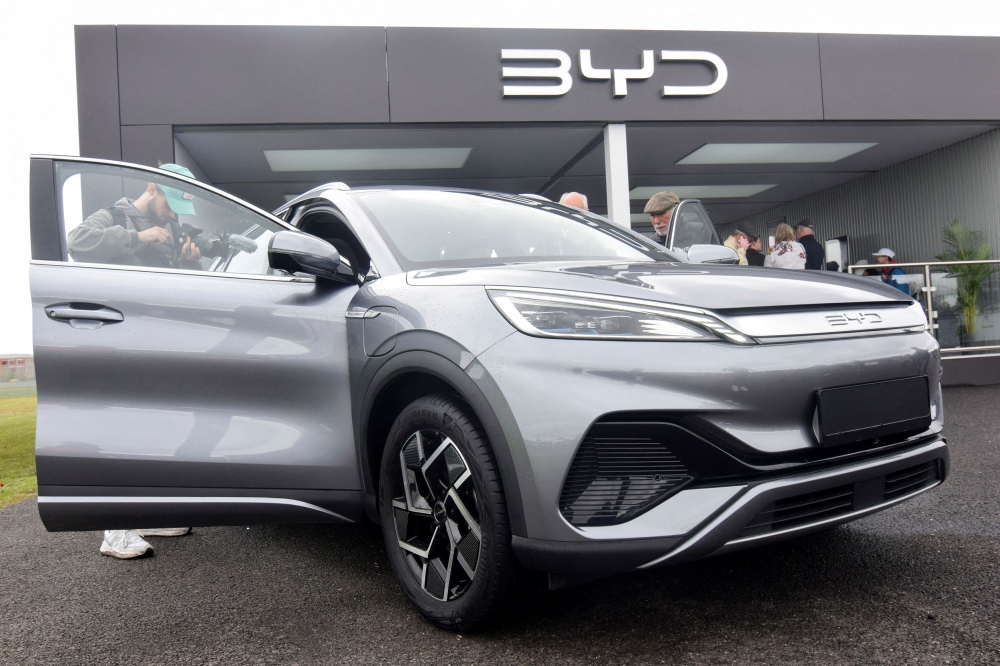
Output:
(873, 248), (911, 296)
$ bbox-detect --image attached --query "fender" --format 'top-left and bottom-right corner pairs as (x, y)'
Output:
(356, 346), (527, 537)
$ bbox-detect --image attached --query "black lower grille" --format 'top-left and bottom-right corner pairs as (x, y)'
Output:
(559, 436), (692, 526)
(737, 460), (941, 540)
(738, 484), (854, 538)
(885, 461), (939, 501)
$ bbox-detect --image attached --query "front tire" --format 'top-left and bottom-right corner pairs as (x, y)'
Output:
(379, 394), (518, 631)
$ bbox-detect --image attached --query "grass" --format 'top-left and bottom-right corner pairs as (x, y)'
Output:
(0, 392), (37, 509)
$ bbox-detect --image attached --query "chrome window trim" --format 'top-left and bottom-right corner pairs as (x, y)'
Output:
(34, 154), (296, 232)
(639, 438), (947, 569)
(30, 259), (316, 283)
(36, 495), (351, 522)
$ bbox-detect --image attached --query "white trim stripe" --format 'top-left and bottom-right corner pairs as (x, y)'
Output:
(36, 495), (352, 522)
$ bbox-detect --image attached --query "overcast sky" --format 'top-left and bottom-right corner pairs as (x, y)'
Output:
(3, 0), (1000, 354)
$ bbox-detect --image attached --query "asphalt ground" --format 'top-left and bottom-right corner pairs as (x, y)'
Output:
(2, 386), (998, 666)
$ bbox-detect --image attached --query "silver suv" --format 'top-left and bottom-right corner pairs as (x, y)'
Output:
(29, 157), (947, 630)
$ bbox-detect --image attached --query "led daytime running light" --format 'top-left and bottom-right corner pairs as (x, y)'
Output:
(488, 288), (753, 344)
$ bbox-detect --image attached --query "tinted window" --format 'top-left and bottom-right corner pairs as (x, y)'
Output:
(671, 203), (719, 251)
(353, 190), (678, 270)
(56, 162), (287, 276)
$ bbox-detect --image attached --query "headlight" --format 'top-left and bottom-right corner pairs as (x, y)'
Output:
(487, 288), (752, 343)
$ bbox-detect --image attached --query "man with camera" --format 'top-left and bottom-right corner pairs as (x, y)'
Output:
(67, 163), (206, 269)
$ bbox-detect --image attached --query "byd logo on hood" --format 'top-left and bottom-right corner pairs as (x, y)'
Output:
(500, 49), (728, 98)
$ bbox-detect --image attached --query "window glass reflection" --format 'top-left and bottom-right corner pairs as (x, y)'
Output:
(56, 162), (284, 277)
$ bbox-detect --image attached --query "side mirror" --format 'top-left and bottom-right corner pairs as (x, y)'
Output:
(268, 231), (354, 281)
(685, 244), (740, 265)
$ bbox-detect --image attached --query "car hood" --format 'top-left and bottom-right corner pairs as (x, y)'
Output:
(406, 261), (911, 311)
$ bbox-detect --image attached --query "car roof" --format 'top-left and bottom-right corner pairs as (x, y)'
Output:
(272, 183), (555, 217)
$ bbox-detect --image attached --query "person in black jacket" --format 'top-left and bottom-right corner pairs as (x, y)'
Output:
(795, 220), (825, 270)
(745, 235), (766, 266)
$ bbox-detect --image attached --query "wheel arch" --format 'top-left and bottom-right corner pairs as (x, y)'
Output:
(358, 350), (527, 536)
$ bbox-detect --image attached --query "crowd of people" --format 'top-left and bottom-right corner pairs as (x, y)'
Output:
(630, 189), (912, 295)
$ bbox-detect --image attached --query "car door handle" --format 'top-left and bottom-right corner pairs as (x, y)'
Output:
(44, 303), (124, 324)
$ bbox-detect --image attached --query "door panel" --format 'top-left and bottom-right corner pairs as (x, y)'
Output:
(30, 158), (361, 529)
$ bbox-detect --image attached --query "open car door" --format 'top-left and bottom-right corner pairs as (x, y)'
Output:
(667, 199), (738, 264)
(28, 157), (363, 530)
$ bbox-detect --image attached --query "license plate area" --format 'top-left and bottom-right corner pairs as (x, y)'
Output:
(817, 377), (931, 446)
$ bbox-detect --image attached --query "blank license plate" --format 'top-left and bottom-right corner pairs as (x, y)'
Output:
(817, 377), (931, 446)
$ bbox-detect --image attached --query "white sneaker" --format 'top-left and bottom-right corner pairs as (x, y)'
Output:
(100, 530), (153, 559)
(136, 527), (190, 537)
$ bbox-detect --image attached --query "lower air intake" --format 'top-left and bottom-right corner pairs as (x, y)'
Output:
(559, 436), (692, 527)
(736, 460), (941, 539)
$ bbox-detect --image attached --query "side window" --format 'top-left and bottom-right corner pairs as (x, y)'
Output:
(56, 162), (286, 276)
(670, 202), (719, 251)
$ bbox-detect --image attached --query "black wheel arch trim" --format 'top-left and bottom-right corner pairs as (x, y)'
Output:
(357, 347), (528, 537)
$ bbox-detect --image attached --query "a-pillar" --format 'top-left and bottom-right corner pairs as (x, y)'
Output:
(603, 123), (631, 228)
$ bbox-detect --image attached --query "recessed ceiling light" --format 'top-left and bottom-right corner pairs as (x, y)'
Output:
(264, 147), (473, 172)
(676, 143), (877, 165)
(630, 184), (776, 199)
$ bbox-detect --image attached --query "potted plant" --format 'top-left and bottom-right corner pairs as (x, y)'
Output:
(935, 220), (997, 346)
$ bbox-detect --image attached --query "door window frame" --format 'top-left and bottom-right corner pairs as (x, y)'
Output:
(37, 155), (309, 283)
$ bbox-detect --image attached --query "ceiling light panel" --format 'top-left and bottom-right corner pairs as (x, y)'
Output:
(264, 147), (473, 172)
(676, 143), (878, 165)
(629, 184), (776, 199)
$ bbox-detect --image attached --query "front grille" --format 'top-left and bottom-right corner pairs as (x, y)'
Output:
(559, 436), (692, 526)
(736, 460), (941, 540)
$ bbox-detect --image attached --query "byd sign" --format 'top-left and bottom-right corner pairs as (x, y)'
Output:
(500, 49), (728, 97)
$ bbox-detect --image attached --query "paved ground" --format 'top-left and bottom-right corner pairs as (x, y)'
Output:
(2, 387), (998, 665)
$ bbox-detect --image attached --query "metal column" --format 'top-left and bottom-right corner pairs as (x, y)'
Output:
(603, 124), (631, 228)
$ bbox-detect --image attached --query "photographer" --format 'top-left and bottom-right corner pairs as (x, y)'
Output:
(67, 163), (213, 269)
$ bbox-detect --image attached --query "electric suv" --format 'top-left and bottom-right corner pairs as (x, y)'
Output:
(29, 157), (947, 630)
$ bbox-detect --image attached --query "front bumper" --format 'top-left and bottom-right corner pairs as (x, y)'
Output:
(512, 436), (948, 575)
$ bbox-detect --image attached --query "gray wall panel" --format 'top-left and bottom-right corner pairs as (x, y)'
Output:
(75, 26), (121, 160)
(821, 34), (1000, 120)
(121, 125), (174, 168)
(387, 28), (823, 123)
(116, 26), (389, 125)
(729, 128), (1000, 265)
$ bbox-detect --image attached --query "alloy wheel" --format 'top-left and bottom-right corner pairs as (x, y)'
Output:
(390, 428), (483, 602)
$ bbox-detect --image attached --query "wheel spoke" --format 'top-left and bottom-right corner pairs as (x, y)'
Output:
(415, 430), (426, 460)
(456, 549), (476, 579)
(446, 487), (481, 540)
(442, 540), (456, 601)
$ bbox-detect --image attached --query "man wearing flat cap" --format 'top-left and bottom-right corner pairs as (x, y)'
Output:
(795, 219), (825, 270)
(723, 227), (751, 266)
(644, 191), (680, 247)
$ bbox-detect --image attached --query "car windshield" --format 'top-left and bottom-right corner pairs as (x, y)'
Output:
(352, 190), (680, 270)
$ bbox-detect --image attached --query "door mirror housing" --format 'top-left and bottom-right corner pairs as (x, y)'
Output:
(685, 244), (740, 265)
(268, 230), (355, 281)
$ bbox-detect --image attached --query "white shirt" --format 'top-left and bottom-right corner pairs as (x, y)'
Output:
(765, 241), (807, 269)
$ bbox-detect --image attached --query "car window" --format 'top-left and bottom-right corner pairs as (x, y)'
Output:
(56, 162), (286, 276)
(353, 190), (679, 270)
(671, 203), (719, 251)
